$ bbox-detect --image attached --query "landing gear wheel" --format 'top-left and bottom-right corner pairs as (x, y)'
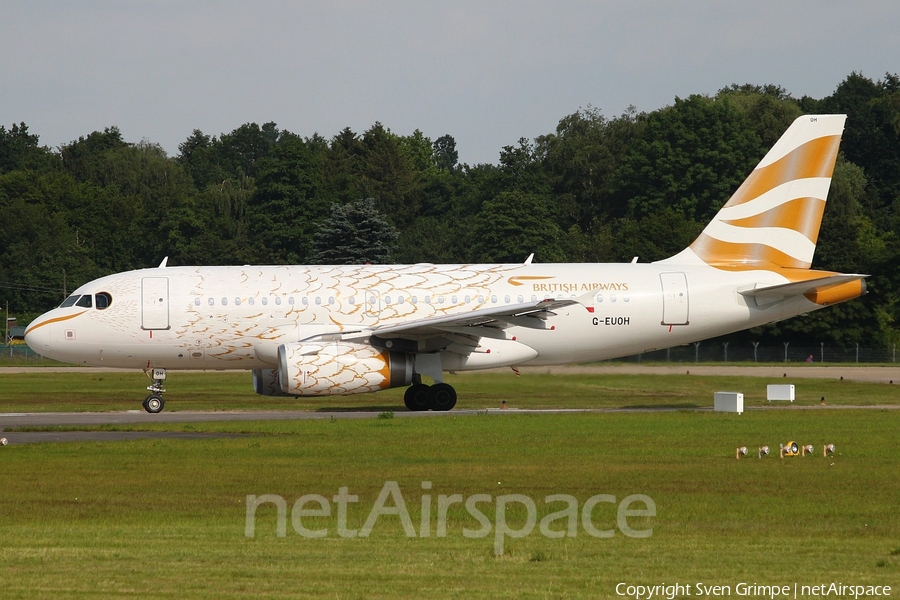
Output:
(404, 383), (430, 411)
(143, 394), (165, 414)
(428, 383), (457, 411)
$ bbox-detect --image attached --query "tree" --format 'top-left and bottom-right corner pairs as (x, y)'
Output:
(247, 134), (327, 264)
(310, 198), (398, 264)
(358, 123), (422, 226)
(536, 105), (640, 231)
(0, 123), (53, 173)
(613, 95), (762, 223)
(432, 134), (458, 171)
(216, 122), (280, 179)
(715, 84), (802, 147)
(470, 190), (565, 263)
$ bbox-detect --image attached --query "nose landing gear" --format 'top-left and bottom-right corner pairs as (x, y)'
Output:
(142, 367), (167, 414)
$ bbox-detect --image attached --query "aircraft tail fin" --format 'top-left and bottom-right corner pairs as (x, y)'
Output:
(660, 114), (846, 270)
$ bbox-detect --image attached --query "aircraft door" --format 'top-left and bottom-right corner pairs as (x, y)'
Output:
(660, 272), (689, 326)
(142, 277), (170, 330)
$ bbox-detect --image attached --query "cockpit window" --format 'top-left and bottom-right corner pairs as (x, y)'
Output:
(96, 292), (112, 310)
(59, 295), (80, 308)
(75, 295), (93, 308)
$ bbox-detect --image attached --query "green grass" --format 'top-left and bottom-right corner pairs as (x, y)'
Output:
(1, 371), (899, 597)
(0, 369), (897, 412)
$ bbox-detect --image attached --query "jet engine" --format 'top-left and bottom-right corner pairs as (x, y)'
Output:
(252, 368), (293, 396)
(277, 341), (413, 395)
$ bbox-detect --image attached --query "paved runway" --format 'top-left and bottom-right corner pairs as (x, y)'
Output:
(2, 404), (899, 446)
(2, 365), (898, 445)
(0, 408), (588, 445)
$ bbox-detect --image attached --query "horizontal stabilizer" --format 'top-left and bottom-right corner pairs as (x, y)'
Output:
(740, 274), (868, 300)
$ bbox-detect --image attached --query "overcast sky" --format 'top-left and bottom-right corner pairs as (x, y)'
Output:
(2, 1), (898, 165)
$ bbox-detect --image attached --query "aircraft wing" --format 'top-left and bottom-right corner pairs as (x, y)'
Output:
(370, 297), (581, 336)
(300, 297), (588, 348)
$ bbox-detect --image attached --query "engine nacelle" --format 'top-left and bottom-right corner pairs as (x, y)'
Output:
(277, 342), (413, 396)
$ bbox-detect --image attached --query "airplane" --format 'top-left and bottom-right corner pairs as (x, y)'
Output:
(25, 114), (866, 414)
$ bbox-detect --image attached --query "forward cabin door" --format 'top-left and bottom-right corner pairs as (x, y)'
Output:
(660, 272), (689, 326)
(142, 277), (170, 330)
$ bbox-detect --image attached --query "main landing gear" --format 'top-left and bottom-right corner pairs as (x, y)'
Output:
(142, 367), (167, 414)
(403, 377), (457, 412)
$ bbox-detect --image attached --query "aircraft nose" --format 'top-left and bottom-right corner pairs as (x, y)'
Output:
(24, 314), (54, 353)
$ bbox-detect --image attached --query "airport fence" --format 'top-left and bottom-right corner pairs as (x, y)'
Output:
(1, 344), (44, 363)
(623, 343), (899, 364)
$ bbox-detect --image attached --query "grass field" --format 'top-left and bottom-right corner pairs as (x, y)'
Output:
(1, 371), (899, 598)
(0, 368), (897, 412)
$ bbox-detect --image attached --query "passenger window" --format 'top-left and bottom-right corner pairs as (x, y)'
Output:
(60, 295), (80, 308)
(194, 298), (201, 307)
(76, 295), (93, 308)
(96, 292), (112, 309)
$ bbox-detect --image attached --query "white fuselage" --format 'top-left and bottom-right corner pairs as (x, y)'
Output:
(25, 262), (816, 371)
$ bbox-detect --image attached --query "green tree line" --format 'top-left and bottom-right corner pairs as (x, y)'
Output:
(2, 72), (899, 348)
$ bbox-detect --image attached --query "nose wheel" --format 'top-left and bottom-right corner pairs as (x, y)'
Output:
(143, 367), (167, 413)
(142, 394), (165, 414)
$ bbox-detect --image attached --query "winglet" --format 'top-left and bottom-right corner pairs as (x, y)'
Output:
(575, 289), (598, 313)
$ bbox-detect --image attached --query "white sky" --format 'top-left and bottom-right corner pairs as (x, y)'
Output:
(2, 1), (898, 165)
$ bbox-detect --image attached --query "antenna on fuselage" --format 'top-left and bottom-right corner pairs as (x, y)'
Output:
(158, 257), (169, 268)
(524, 253), (534, 265)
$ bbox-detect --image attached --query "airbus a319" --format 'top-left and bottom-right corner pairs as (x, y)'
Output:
(25, 115), (866, 413)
